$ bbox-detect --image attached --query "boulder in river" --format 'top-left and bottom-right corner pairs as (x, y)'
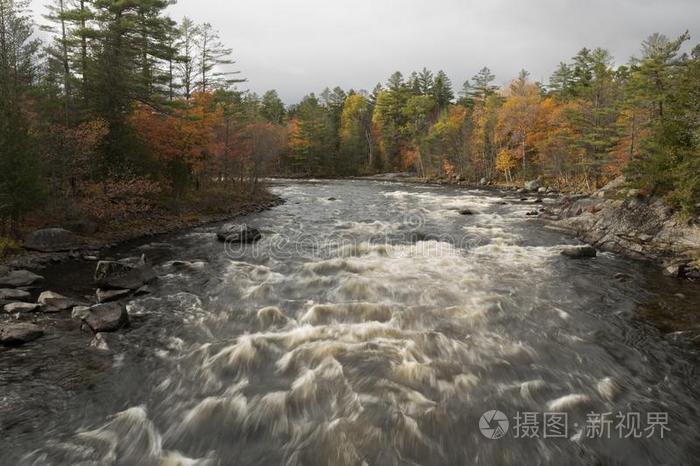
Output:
(95, 255), (156, 290)
(38, 291), (82, 312)
(71, 305), (91, 320)
(82, 303), (130, 333)
(4, 302), (40, 313)
(0, 270), (44, 288)
(0, 288), (32, 302)
(216, 225), (262, 244)
(96, 288), (132, 303)
(0, 323), (44, 347)
(459, 209), (476, 216)
(561, 245), (597, 258)
(23, 228), (80, 252)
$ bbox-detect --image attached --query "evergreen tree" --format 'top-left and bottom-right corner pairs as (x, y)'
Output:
(260, 89), (285, 124)
(432, 70), (454, 110)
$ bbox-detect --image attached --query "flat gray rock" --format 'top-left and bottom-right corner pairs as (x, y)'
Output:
(0, 323), (44, 346)
(38, 291), (82, 312)
(96, 288), (132, 303)
(0, 288), (32, 301)
(83, 303), (130, 332)
(95, 255), (156, 290)
(0, 270), (44, 288)
(4, 302), (41, 313)
(24, 228), (80, 252)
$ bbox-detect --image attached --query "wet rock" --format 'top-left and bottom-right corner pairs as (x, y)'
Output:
(71, 306), (91, 320)
(95, 255), (156, 290)
(459, 209), (476, 216)
(525, 179), (542, 191)
(561, 245), (597, 258)
(89, 333), (111, 351)
(216, 225), (262, 244)
(0, 270), (44, 288)
(38, 291), (82, 312)
(23, 228), (80, 252)
(327, 197), (337, 201)
(526, 211), (539, 216)
(614, 273), (631, 282)
(534, 198), (544, 204)
(538, 187), (547, 194)
(4, 302), (40, 313)
(134, 285), (152, 296)
(96, 288), (131, 303)
(0, 323), (44, 346)
(663, 263), (687, 278)
(0, 288), (31, 302)
(82, 303), (129, 333)
(516, 188), (527, 194)
(479, 177), (488, 186)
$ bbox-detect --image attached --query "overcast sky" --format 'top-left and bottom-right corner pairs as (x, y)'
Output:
(32, 0), (700, 103)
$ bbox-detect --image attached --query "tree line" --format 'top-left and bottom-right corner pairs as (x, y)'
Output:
(278, 33), (699, 215)
(1, 0), (698, 244)
(0, 0), (286, 238)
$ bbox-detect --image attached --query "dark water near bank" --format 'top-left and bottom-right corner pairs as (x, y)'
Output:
(1, 180), (699, 465)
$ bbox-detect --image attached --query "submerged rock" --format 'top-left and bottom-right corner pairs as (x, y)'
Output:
(216, 225), (262, 243)
(0, 323), (44, 347)
(0, 270), (44, 288)
(82, 303), (130, 333)
(459, 209), (476, 216)
(95, 255), (156, 290)
(561, 245), (597, 258)
(23, 228), (80, 252)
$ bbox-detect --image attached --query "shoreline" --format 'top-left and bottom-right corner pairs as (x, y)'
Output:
(2, 194), (285, 271)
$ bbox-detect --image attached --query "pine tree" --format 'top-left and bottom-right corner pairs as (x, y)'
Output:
(432, 70), (454, 110)
(196, 22), (244, 93)
(0, 0), (44, 231)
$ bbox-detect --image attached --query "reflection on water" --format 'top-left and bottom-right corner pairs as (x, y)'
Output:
(2, 180), (699, 465)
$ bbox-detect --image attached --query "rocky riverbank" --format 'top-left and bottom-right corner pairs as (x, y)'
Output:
(542, 177), (700, 280)
(0, 195), (284, 349)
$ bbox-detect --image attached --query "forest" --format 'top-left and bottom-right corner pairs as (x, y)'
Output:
(1, 0), (699, 247)
(281, 35), (700, 216)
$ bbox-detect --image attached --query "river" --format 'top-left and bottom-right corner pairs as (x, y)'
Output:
(2, 179), (699, 465)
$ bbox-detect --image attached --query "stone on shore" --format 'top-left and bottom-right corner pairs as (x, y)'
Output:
(561, 245), (598, 258)
(82, 303), (130, 333)
(23, 228), (80, 252)
(0, 270), (44, 288)
(525, 179), (542, 191)
(216, 225), (262, 243)
(4, 302), (40, 313)
(95, 255), (156, 290)
(38, 291), (82, 312)
(0, 323), (44, 347)
(0, 289), (32, 301)
(96, 288), (132, 303)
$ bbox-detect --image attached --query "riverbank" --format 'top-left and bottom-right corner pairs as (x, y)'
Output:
(2, 188), (284, 270)
(542, 178), (700, 280)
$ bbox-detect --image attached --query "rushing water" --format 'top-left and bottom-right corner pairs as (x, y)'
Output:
(2, 180), (700, 466)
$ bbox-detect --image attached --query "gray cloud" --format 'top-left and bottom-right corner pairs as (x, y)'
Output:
(33, 0), (700, 102)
